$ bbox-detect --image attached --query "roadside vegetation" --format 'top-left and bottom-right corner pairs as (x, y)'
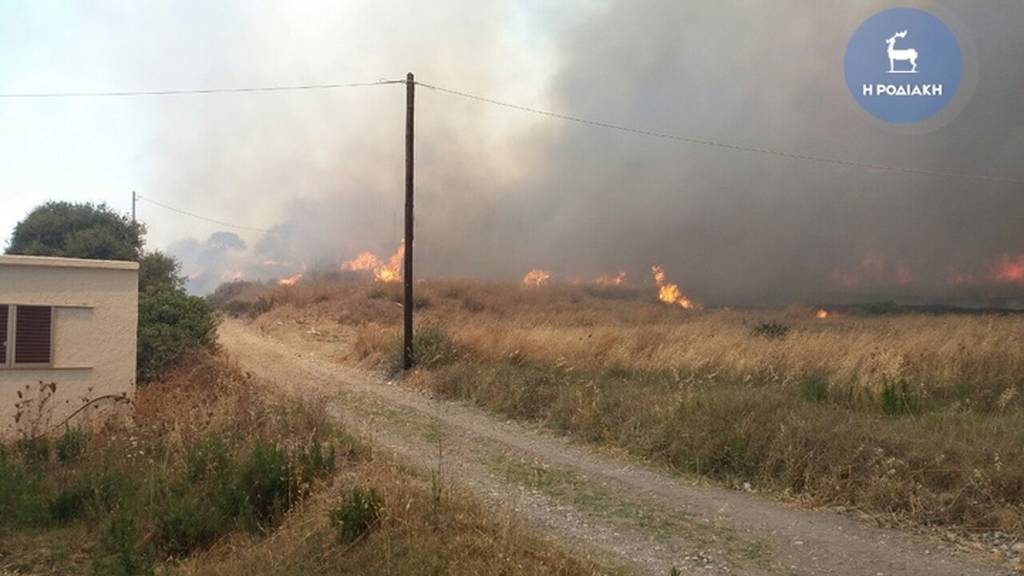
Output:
(217, 278), (1024, 542)
(0, 353), (596, 576)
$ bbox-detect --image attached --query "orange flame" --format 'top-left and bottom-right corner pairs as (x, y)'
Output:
(374, 243), (404, 283)
(995, 254), (1024, 283)
(815, 309), (829, 320)
(594, 271), (626, 286)
(277, 273), (303, 287)
(651, 265), (694, 309)
(522, 269), (551, 287)
(342, 244), (404, 283)
(343, 252), (381, 271)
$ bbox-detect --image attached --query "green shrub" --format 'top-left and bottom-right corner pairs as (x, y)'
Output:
(0, 449), (50, 528)
(298, 440), (337, 485)
(206, 281), (274, 318)
(57, 428), (86, 464)
(185, 436), (231, 484)
(90, 470), (142, 515)
(413, 293), (432, 310)
(155, 489), (225, 556)
(137, 288), (219, 382)
(91, 514), (154, 576)
(49, 480), (93, 523)
(751, 321), (790, 340)
(857, 301), (905, 316)
(386, 325), (459, 373)
(798, 377), (829, 404)
(329, 487), (383, 543)
(232, 441), (295, 528)
(253, 296), (275, 316)
(460, 296), (486, 313)
(880, 379), (917, 416)
(138, 251), (184, 295)
(17, 436), (51, 465)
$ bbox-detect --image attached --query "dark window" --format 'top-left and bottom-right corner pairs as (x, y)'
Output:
(0, 305), (7, 365)
(14, 306), (52, 365)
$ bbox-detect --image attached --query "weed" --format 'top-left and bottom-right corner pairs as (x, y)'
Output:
(460, 296), (486, 313)
(0, 449), (49, 527)
(17, 436), (51, 465)
(155, 489), (225, 556)
(430, 469), (443, 522)
(880, 378), (917, 416)
(233, 441), (295, 528)
(329, 487), (383, 543)
(253, 295), (275, 316)
(57, 427), (86, 464)
(91, 514), (154, 576)
(185, 436), (231, 484)
(49, 480), (93, 523)
(414, 292), (433, 310)
(90, 470), (142, 515)
(798, 377), (829, 404)
(298, 440), (337, 485)
(386, 325), (459, 373)
(751, 321), (790, 340)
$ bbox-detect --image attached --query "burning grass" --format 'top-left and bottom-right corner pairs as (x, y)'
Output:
(220, 277), (1024, 542)
(0, 352), (597, 576)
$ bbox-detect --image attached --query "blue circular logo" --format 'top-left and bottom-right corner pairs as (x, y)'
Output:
(844, 8), (961, 124)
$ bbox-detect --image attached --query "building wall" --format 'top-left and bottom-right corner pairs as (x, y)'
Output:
(0, 256), (138, 437)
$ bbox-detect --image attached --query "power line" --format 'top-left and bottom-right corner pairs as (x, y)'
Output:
(417, 81), (1024, 186)
(135, 194), (271, 233)
(2, 75), (1019, 185)
(0, 79), (405, 99)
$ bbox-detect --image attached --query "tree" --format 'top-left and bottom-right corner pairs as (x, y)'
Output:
(7, 201), (144, 261)
(8, 201), (219, 383)
(139, 251), (185, 294)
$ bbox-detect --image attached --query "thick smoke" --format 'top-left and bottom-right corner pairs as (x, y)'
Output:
(159, 1), (1024, 305)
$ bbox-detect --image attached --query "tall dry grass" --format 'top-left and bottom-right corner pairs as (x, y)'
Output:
(444, 312), (1024, 412)
(218, 278), (1024, 538)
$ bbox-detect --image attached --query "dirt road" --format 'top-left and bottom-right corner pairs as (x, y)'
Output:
(220, 319), (1010, 576)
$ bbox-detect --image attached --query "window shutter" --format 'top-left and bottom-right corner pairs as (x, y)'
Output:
(15, 306), (52, 365)
(0, 305), (7, 364)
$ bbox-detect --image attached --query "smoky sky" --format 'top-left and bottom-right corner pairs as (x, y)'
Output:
(162, 1), (1024, 305)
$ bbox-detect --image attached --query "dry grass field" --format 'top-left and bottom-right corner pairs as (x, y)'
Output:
(213, 278), (1024, 543)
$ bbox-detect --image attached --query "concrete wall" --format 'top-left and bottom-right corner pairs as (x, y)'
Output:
(0, 255), (138, 437)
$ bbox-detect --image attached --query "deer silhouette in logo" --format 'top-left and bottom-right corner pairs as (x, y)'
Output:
(886, 30), (918, 73)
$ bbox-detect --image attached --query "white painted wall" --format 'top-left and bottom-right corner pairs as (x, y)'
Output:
(0, 255), (138, 437)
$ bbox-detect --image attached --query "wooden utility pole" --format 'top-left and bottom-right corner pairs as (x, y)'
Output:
(403, 73), (415, 370)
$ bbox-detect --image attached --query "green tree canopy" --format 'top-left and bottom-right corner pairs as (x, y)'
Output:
(137, 289), (219, 382)
(8, 200), (218, 383)
(7, 201), (144, 261)
(139, 251), (185, 294)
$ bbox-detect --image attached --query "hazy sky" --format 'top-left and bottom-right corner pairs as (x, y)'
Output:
(2, 1), (1022, 304)
(0, 1), (575, 246)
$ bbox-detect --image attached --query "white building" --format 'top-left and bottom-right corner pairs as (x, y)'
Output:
(0, 255), (138, 437)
